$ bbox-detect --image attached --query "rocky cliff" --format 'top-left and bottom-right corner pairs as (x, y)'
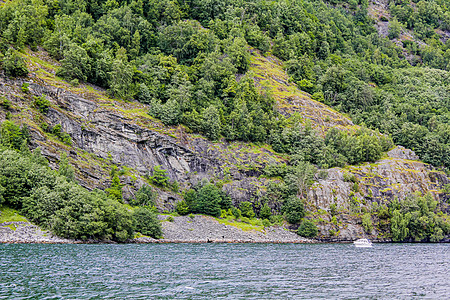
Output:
(1, 49), (449, 241)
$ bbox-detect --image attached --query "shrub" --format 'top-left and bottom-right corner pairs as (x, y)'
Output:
(105, 167), (123, 203)
(361, 213), (373, 233)
(131, 185), (156, 207)
(262, 219), (271, 228)
(176, 200), (190, 215)
(191, 183), (221, 217)
(259, 203), (272, 219)
(231, 207), (242, 219)
(239, 201), (255, 218)
(297, 220), (318, 238)
(1, 97), (12, 109)
(3, 49), (28, 77)
(166, 216), (174, 222)
(133, 207), (162, 238)
(150, 165), (169, 188)
(21, 83), (29, 93)
(33, 95), (50, 114)
(283, 196), (305, 224)
(0, 120), (28, 150)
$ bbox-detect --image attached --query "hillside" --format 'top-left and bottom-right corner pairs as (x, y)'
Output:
(1, 0), (450, 243)
(1, 46), (448, 242)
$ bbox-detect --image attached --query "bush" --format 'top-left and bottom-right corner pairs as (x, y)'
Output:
(2, 49), (28, 77)
(131, 185), (156, 207)
(259, 203), (272, 219)
(239, 201), (255, 218)
(190, 183), (221, 217)
(33, 96), (50, 114)
(231, 207), (242, 219)
(0, 145), (137, 242)
(176, 200), (190, 215)
(1, 97), (12, 109)
(361, 213), (373, 233)
(21, 83), (29, 93)
(262, 219), (271, 228)
(150, 165), (169, 188)
(283, 196), (305, 224)
(0, 120), (28, 150)
(297, 220), (318, 238)
(133, 207), (162, 238)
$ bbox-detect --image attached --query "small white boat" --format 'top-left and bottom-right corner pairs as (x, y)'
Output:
(353, 238), (372, 247)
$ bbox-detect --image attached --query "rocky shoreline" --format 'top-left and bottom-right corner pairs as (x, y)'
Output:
(1, 215), (315, 244)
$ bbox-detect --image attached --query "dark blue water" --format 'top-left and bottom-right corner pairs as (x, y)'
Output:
(0, 243), (448, 299)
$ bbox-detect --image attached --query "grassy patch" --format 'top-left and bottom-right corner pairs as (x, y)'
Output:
(216, 216), (264, 232)
(0, 206), (29, 223)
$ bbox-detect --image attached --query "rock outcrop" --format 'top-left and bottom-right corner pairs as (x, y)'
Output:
(1, 49), (449, 242)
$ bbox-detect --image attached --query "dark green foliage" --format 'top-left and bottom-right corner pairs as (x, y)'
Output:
(190, 183), (222, 217)
(259, 203), (272, 219)
(131, 185), (157, 207)
(2, 49), (28, 77)
(389, 193), (450, 242)
(1, 96), (12, 109)
(0, 120), (28, 151)
(33, 95), (50, 114)
(176, 200), (190, 215)
(133, 207), (162, 238)
(283, 196), (305, 224)
(184, 183), (231, 218)
(231, 207), (242, 219)
(58, 153), (74, 181)
(56, 43), (91, 82)
(40, 122), (72, 145)
(150, 165), (169, 188)
(105, 166), (123, 203)
(0, 144), (140, 242)
(297, 220), (318, 238)
(239, 201), (255, 218)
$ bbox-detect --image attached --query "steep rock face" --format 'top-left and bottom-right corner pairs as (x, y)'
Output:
(308, 146), (447, 212)
(1, 74), (282, 210)
(307, 146), (449, 240)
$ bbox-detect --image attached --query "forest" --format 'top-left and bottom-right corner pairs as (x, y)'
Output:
(1, 0), (450, 241)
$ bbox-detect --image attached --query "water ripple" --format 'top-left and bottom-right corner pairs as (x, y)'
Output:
(0, 243), (449, 299)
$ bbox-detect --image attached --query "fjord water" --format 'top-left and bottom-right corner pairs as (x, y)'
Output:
(1, 243), (448, 299)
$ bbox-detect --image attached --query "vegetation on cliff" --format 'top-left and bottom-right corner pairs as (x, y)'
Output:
(0, 0), (450, 242)
(0, 120), (162, 241)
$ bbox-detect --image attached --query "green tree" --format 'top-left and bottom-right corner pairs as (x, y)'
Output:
(297, 220), (318, 238)
(239, 201), (255, 218)
(58, 152), (74, 181)
(201, 105), (221, 140)
(283, 196), (305, 224)
(133, 207), (162, 238)
(131, 185), (156, 207)
(150, 165), (169, 188)
(56, 43), (91, 81)
(259, 203), (272, 219)
(0, 120), (27, 150)
(106, 166), (123, 203)
(391, 209), (410, 242)
(191, 183), (221, 217)
(361, 213), (373, 233)
(2, 49), (28, 77)
(225, 37), (250, 73)
(108, 47), (135, 100)
(176, 200), (190, 215)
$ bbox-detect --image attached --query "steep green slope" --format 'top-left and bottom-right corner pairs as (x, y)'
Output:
(1, 0), (450, 242)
